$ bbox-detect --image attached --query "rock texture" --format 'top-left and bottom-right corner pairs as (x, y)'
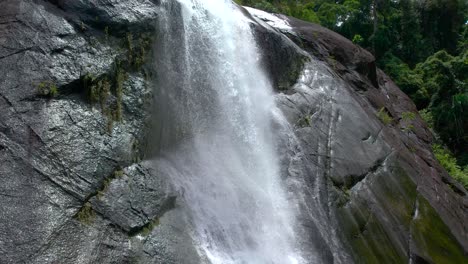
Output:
(0, 1), (466, 263)
(0, 1), (198, 263)
(249, 8), (467, 264)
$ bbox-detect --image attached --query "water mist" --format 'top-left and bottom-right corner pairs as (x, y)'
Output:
(154, 1), (305, 263)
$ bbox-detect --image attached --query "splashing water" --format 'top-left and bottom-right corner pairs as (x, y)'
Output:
(155, 0), (305, 263)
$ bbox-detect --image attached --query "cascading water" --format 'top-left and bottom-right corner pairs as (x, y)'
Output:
(155, 0), (305, 263)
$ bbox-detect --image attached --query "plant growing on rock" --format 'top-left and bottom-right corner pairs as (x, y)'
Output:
(139, 218), (160, 236)
(37, 81), (58, 97)
(99, 78), (111, 110)
(377, 107), (393, 125)
(433, 144), (468, 189)
(97, 177), (112, 199)
(401, 111), (416, 121)
(76, 202), (95, 225)
(115, 68), (126, 121)
(97, 169), (126, 198)
(401, 111), (416, 133)
(114, 169), (124, 178)
(298, 114), (312, 127)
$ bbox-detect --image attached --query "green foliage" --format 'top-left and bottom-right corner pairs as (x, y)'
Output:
(419, 109), (434, 129)
(82, 69), (125, 134)
(239, 0), (468, 175)
(380, 53), (424, 103)
(377, 107), (392, 125)
(382, 49), (467, 159)
(400, 111), (416, 132)
(352, 34), (363, 45)
(76, 202), (95, 225)
(414, 50), (467, 150)
(239, 0), (467, 58)
(79, 29), (153, 135)
(401, 111), (416, 121)
(433, 144), (468, 189)
(37, 81), (58, 97)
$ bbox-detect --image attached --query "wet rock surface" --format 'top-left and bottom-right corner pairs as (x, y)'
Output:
(250, 8), (467, 264)
(0, 1), (466, 264)
(0, 0), (196, 263)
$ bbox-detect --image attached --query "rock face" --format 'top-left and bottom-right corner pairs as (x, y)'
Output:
(248, 8), (467, 264)
(0, 1), (198, 263)
(0, 1), (465, 263)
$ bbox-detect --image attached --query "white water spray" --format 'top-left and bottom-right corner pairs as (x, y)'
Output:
(155, 1), (304, 263)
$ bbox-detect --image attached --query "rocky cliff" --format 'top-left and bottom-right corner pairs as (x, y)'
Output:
(0, 0), (466, 263)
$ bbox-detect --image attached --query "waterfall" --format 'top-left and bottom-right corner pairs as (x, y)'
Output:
(155, 0), (304, 263)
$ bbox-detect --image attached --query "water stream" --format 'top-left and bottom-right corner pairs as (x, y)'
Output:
(155, 1), (304, 263)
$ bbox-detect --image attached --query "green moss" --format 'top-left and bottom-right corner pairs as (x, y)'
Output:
(328, 55), (337, 70)
(97, 169), (126, 198)
(96, 177), (112, 199)
(81, 31), (154, 130)
(139, 218), (160, 236)
(131, 138), (142, 163)
(114, 169), (124, 178)
(115, 68), (126, 121)
(86, 75), (110, 109)
(339, 164), (466, 263)
(37, 81), (58, 97)
(49, 83), (58, 97)
(83, 73), (97, 100)
(126, 32), (134, 53)
(105, 115), (113, 134)
(99, 78), (111, 110)
(337, 166), (418, 263)
(298, 114), (312, 127)
(402, 124), (415, 133)
(411, 196), (467, 263)
(82, 70), (124, 133)
(76, 202), (95, 225)
(338, 203), (406, 264)
(123, 33), (153, 70)
(377, 107), (393, 125)
(334, 185), (351, 208)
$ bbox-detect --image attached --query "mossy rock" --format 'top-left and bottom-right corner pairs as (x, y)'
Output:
(337, 163), (466, 263)
(410, 196), (467, 263)
(338, 200), (407, 263)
